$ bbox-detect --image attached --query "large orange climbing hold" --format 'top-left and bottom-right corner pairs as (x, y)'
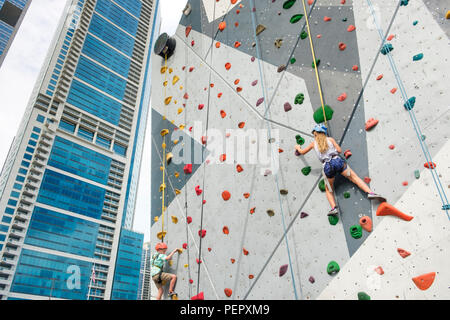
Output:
(219, 21), (226, 31)
(359, 216), (373, 232)
(376, 202), (414, 221)
(224, 288), (232, 297)
(424, 162), (437, 169)
(412, 272), (436, 291)
(231, 0), (238, 4)
(222, 191), (231, 201)
(397, 248), (411, 258)
(191, 292), (204, 300)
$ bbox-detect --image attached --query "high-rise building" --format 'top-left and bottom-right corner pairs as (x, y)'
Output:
(137, 241), (152, 300)
(0, 0), (32, 67)
(0, 0), (161, 300)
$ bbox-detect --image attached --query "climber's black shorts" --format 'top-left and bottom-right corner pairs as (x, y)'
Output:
(324, 156), (347, 179)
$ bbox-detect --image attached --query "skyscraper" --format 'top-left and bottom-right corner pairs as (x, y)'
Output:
(0, 0), (32, 67)
(0, 0), (161, 300)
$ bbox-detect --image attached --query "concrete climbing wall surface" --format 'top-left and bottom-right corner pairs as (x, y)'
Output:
(150, 0), (450, 300)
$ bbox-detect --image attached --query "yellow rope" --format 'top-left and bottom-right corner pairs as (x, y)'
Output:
(161, 54), (168, 239)
(301, 0), (328, 127)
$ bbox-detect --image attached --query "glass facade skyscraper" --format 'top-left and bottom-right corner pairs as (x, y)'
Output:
(0, 0), (32, 67)
(0, 0), (160, 300)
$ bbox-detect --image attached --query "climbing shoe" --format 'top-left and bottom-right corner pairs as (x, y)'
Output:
(327, 207), (339, 217)
(368, 193), (386, 202)
(168, 292), (178, 298)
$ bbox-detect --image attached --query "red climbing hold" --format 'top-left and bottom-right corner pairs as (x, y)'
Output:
(352, 65), (359, 71)
(236, 87), (243, 93)
(208, 248), (212, 252)
(238, 122), (245, 129)
(234, 79), (240, 85)
(231, 0), (238, 5)
(187, 216), (192, 224)
(309, 276), (315, 283)
(225, 62), (231, 70)
(387, 34), (395, 41)
(359, 216), (373, 232)
(376, 202), (414, 221)
(249, 274), (254, 279)
(222, 191), (231, 201)
(397, 248), (411, 258)
(236, 164), (244, 173)
(219, 21), (226, 31)
(365, 118), (379, 131)
(338, 42), (346, 51)
(236, 9), (240, 14)
(220, 110), (227, 118)
(389, 144), (395, 150)
(189, 67), (194, 72)
(185, 25), (192, 37)
(412, 272), (436, 291)
(220, 154), (226, 162)
(390, 88), (397, 94)
(234, 22), (239, 27)
(198, 104), (204, 110)
(182, 243), (188, 249)
(198, 230), (206, 238)
(324, 16), (332, 22)
(195, 185), (203, 196)
(402, 181), (408, 186)
(376, 74), (383, 81)
(223, 226), (229, 235)
(344, 149), (352, 159)
(189, 279), (193, 284)
(215, 42), (221, 48)
(279, 264), (288, 277)
(243, 193), (250, 199)
(337, 93), (347, 101)
(191, 292), (204, 300)
(224, 288), (232, 297)
(243, 248), (249, 256)
(218, 93), (223, 98)
(374, 266), (384, 275)
(256, 97), (264, 107)
(308, 0), (313, 4)
(364, 177), (371, 184)
(184, 164), (193, 174)
(424, 162), (436, 169)
(183, 93), (189, 99)
(250, 207), (256, 214)
(341, 0), (346, 4)
(347, 25), (356, 32)
(191, 40), (195, 46)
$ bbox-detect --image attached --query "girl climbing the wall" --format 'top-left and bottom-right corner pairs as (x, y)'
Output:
(295, 124), (386, 217)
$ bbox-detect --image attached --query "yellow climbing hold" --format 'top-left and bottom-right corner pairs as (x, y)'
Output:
(184, 264), (189, 268)
(446, 10), (450, 19)
(164, 97), (172, 105)
(179, 124), (185, 130)
(171, 216), (178, 224)
(157, 231), (167, 240)
(159, 183), (166, 192)
(160, 129), (169, 137)
(174, 172), (179, 178)
(173, 100), (177, 105)
(154, 216), (159, 222)
(173, 139), (179, 145)
(168, 260), (173, 267)
(162, 143), (166, 149)
(180, 86), (183, 90)
(177, 108), (183, 114)
(166, 152), (173, 163)
(177, 248), (183, 253)
(175, 189), (181, 195)
(163, 81), (168, 87)
(173, 75), (180, 85)
(160, 66), (167, 74)
(169, 68), (173, 74)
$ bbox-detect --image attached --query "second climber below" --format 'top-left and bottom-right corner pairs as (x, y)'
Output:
(295, 124), (386, 217)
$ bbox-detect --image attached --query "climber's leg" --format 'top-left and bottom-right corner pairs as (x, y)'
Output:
(325, 177), (337, 209)
(168, 274), (177, 293)
(342, 167), (372, 193)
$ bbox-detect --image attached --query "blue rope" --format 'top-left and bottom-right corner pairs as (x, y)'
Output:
(367, 0), (449, 219)
(249, 0), (300, 300)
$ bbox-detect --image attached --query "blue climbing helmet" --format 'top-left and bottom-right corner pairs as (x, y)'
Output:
(312, 124), (328, 135)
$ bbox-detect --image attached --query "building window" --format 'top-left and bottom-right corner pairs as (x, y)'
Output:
(96, 136), (111, 149)
(59, 120), (76, 133)
(78, 127), (94, 141)
(113, 143), (127, 156)
(37, 115), (45, 123)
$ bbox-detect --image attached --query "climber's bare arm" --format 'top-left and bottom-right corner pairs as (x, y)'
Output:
(329, 138), (342, 153)
(295, 142), (314, 155)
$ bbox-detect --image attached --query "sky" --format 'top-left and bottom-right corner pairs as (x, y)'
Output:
(0, 0), (188, 242)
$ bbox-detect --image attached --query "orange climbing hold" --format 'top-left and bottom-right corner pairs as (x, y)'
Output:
(191, 292), (204, 300)
(224, 288), (232, 297)
(347, 25), (356, 32)
(412, 272), (436, 291)
(359, 216), (373, 232)
(376, 202), (414, 221)
(234, 22), (239, 27)
(231, 0), (238, 4)
(365, 118), (379, 131)
(230, 258), (236, 264)
(324, 16), (332, 22)
(220, 110), (227, 118)
(374, 266), (384, 275)
(376, 74), (383, 81)
(225, 62), (231, 70)
(390, 88), (397, 94)
(185, 25), (192, 37)
(387, 34), (395, 41)
(397, 248), (411, 258)
(234, 79), (240, 85)
(215, 42), (221, 48)
(238, 122), (245, 128)
(424, 162), (436, 169)
(220, 154), (226, 162)
(250, 207), (255, 214)
(243, 193), (250, 199)
(236, 87), (243, 92)
(249, 274), (254, 279)
(236, 164), (244, 173)
(219, 21), (227, 31)
(222, 191), (231, 201)
(337, 93), (347, 101)
(243, 248), (249, 256)
(223, 226), (229, 235)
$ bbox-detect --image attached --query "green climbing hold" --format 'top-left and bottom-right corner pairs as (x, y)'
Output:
(358, 292), (371, 300)
(381, 43), (393, 55)
(313, 105), (334, 124)
(414, 170), (420, 179)
(290, 14), (304, 24)
(421, 135), (426, 141)
(404, 96), (416, 110)
(301, 166), (311, 176)
(328, 214), (339, 225)
(300, 31), (308, 40)
(327, 261), (340, 275)
(350, 225), (363, 239)
(319, 179), (326, 192)
(294, 93), (304, 105)
(343, 192), (351, 199)
(413, 53), (423, 61)
(312, 59), (320, 68)
(342, 17), (348, 22)
(290, 57), (296, 64)
(283, 0), (296, 9)
(413, 20), (418, 26)
(296, 135), (305, 145)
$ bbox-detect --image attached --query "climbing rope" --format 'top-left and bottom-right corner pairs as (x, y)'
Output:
(249, 0), (300, 300)
(160, 53), (168, 242)
(366, 0), (449, 219)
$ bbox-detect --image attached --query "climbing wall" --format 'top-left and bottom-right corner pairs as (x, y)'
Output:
(150, 0), (450, 300)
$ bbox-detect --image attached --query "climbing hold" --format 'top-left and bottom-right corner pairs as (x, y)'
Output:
(189, 67), (194, 72)
(189, 279), (193, 284)
(290, 14), (304, 24)
(243, 193), (250, 199)
(198, 229), (206, 238)
(277, 65), (286, 73)
(224, 288), (232, 297)
(175, 189), (181, 195)
(342, 17), (347, 22)
(300, 212), (309, 219)
(267, 209), (275, 217)
(191, 292), (204, 300)
(312, 59), (320, 68)
(390, 88), (397, 94)
(250, 207), (256, 214)
(300, 31), (308, 40)
(424, 162), (436, 169)
(274, 39), (283, 48)
(347, 24), (356, 32)
(219, 21), (227, 31)
(215, 42), (221, 48)
(412, 20), (418, 26)
(337, 93), (347, 102)
(308, 276), (315, 284)
(296, 135), (305, 145)
(238, 122), (245, 129)
(414, 170), (420, 179)
(177, 108), (183, 114)
(234, 22), (239, 27)
(279, 264), (288, 277)
(223, 226), (229, 235)
(404, 96), (415, 110)
(234, 41), (241, 48)
(166, 152), (173, 164)
(381, 43), (394, 55)
(251, 80), (258, 86)
(313, 105), (334, 124)
(222, 191), (231, 201)
(230, 259), (235, 264)
(319, 179), (326, 192)
(301, 166), (312, 176)
(256, 97), (264, 107)
(220, 110), (227, 118)
(185, 25), (192, 37)
(413, 53), (423, 61)
(198, 104), (204, 110)
(387, 34), (395, 41)
(220, 154), (226, 162)
(249, 275), (254, 280)
(364, 177), (371, 184)
(389, 145), (395, 150)
(172, 76), (180, 85)
(236, 164), (244, 173)
(283, 0), (296, 9)
(280, 189), (288, 195)
(171, 216), (178, 224)
(327, 261), (340, 275)
(184, 164), (192, 174)
(157, 231), (167, 240)
(376, 202), (413, 221)
(160, 66), (167, 74)
(343, 192), (351, 199)
(376, 74), (383, 81)
(374, 266), (384, 275)
(225, 62), (231, 70)
(328, 214), (339, 225)
(400, 0), (409, 5)
(256, 24), (266, 36)
(359, 216), (373, 232)
(284, 102), (292, 112)
(160, 129), (169, 137)
(159, 183), (166, 192)
(358, 292), (371, 300)
(365, 118), (379, 131)
(349, 225), (362, 239)
(412, 272), (436, 291)
(182, 243), (188, 250)
(294, 93), (304, 105)
(344, 149), (352, 159)
(290, 57), (296, 64)
(234, 79), (240, 85)
(397, 248), (411, 258)
(446, 10), (450, 19)
(164, 97), (172, 105)
(323, 16), (331, 22)
(195, 185), (202, 196)
(243, 248), (249, 256)
(402, 181), (409, 186)
(352, 65), (359, 71)
(191, 40), (195, 46)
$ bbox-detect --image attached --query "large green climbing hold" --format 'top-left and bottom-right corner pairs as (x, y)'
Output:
(358, 292), (371, 300)
(301, 166), (311, 176)
(343, 192), (351, 199)
(350, 225), (363, 239)
(300, 31), (308, 39)
(328, 214), (339, 225)
(296, 135), (305, 145)
(327, 261), (340, 275)
(404, 96), (416, 110)
(312, 59), (320, 68)
(313, 105), (334, 124)
(294, 93), (304, 105)
(319, 179), (326, 192)
(283, 0), (296, 9)
(381, 43), (393, 55)
(290, 14), (304, 24)
(413, 53), (423, 61)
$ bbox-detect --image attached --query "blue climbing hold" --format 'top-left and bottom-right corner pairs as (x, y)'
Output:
(381, 43), (393, 55)
(443, 204), (450, 211)
(400, 0), (409, 6)
(413, 20), (418, 26)
(413, 53), (423, 61)
(404, 96), (416, 110)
